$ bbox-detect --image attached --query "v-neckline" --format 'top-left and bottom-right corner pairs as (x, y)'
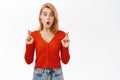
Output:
(38, 31), (58, 44)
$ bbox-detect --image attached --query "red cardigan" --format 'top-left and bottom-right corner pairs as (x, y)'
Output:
(24, 30), (70, 68)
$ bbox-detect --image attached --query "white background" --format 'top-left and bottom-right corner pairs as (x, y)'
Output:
(0, 0), (120, 80)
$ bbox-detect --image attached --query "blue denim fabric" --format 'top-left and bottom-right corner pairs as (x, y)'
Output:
(33, 68), (64, 80)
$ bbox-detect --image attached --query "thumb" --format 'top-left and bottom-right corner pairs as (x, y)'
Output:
(28, 30), (31, 35)
(65, 32), (69, 37)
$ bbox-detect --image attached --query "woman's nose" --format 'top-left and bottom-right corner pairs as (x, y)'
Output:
(46, 16), (50, 20)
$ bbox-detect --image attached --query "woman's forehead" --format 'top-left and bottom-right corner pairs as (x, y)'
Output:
(42, 8), (53, 13)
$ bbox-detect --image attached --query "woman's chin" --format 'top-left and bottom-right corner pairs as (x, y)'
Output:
(45, 25), (52, 29)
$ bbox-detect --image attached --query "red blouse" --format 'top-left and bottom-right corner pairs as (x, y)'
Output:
(24, 30), (70, 68)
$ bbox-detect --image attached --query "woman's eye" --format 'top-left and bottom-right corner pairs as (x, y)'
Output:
(43, 13), (47, 16)
(50, 13), (54, 17)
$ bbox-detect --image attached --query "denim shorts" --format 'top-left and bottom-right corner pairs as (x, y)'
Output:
(33, 68), (64, 80)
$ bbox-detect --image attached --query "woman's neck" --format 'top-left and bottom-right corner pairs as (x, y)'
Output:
(42, 28), (52, 35)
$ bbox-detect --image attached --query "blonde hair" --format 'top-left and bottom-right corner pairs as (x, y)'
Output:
(38, 3), (58, 34)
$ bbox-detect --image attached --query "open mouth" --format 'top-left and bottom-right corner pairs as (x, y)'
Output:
(46, 21), (50, 25)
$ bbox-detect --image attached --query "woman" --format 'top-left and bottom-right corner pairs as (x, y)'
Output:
(24, 3), (70, 80)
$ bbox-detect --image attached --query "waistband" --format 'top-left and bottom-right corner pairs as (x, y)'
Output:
(34, 68), (62, 74)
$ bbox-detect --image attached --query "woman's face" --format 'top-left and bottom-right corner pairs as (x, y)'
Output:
(40, 8), (55, 29)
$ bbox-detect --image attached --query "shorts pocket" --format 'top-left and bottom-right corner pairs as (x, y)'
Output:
(34, 69), (43, 77)
(53, 69), (63, 77)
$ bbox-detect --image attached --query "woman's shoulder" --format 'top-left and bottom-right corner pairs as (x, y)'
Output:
(57, 30), (66, 34)
(30, 29), (39, 33)
(57, 30), (66, 38)
(30, 30), (39, 37)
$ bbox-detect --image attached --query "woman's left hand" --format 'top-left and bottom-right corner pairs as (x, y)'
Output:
(61, 32), (70, 47)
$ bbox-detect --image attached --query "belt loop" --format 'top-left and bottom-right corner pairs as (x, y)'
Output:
(47, 69), (50, 73)
(44, 69), (50, 73)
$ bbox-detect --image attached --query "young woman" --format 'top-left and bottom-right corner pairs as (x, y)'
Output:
(24, 3), (70, 80)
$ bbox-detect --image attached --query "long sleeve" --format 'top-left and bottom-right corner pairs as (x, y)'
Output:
(24, 42), (35, 64)
(60, 44), (70, 64)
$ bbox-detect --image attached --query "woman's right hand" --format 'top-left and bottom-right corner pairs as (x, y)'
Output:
(25, 30), (34, 44)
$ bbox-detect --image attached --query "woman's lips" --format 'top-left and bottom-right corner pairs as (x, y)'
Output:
(46, 21), (50, 25)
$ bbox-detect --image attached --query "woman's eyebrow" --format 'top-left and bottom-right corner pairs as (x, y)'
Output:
(42, 11), (54, 14)
(50, 12), (54, 14)
(42, 12), (47, 13)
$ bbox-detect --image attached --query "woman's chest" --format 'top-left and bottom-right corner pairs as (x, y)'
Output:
(35, 36), (62, 50)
